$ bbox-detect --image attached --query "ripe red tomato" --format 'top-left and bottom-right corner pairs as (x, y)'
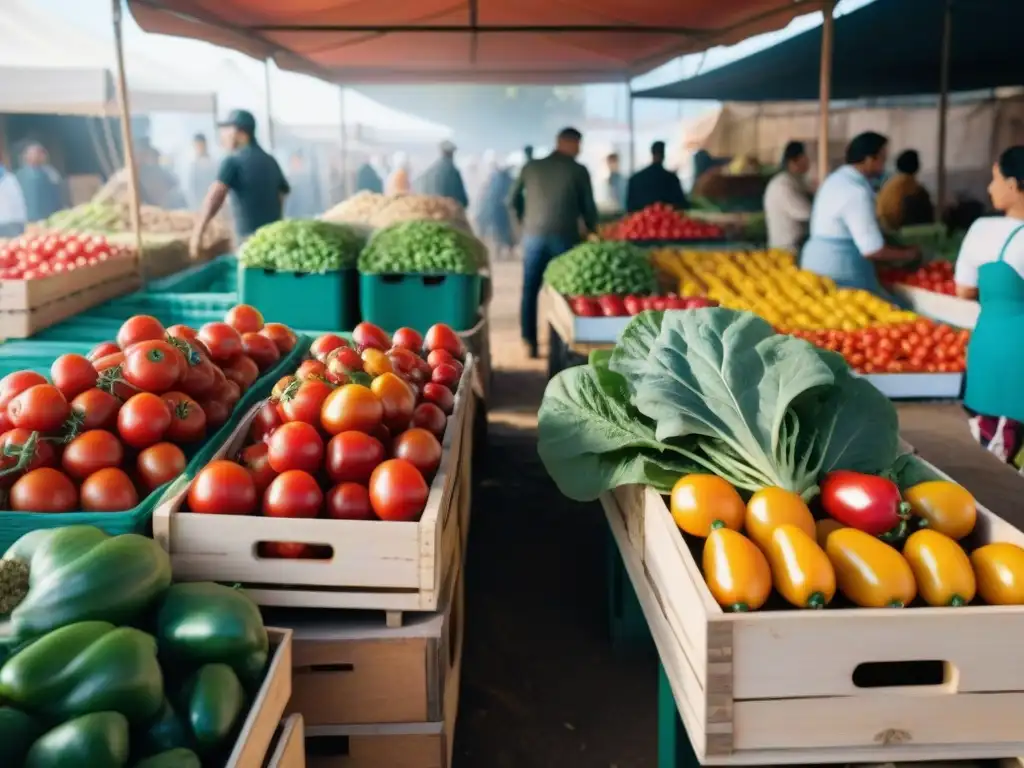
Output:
(263, 470), (323, 518)
(118, 392), (172, 449)
(86, 342), (120, 362)
(421, 382), (455, 415)
(136, 442), (187, 492)
(321, 384), (383, 435)
(188, 460), (257, 515)
(214, 378), (242, 409)
(268, 421), (324, 473)
(295, 359), (328, 382)
(122, 340), (184, 393)
(370, 373), (416, 432)
(426, 349), (455, 370)
(198, 322), (243, 362)
(7, 384), (70, 432)
(325, 347), (364, 385)
(166, 324), (199, 344)
(368, 459), (429, 522)
(198, 396), (231, 430)
(241, 332), (281, 371)
(386, 347), (422, 375)
(352, 322), (390, 352)
(117, 315), (165, 350)
(51, 354), (98, 399)
(259, 323), (297, 354)
(412, 403), (447, 438)
(431, 363), (460, 390)
(277, 378), (333, 424)
(222, 355), (260, 392)
(391, 327), (423, 352)
(178, 355), (217, 399)
(0, 370), (48, 412)
(240, 441), (277, 495)
(61, 429), (124, 481)
(10, 467), (77, 512)
(249, 401), (283, 442)
(163, 391), (207, 443)
(325, 431), (385, 484)
(0, 428), (57, 475)
(393, 428), (442, 476)
(271, 375), (295, 400)
(424, 324), (464, 360)
(311, 334), (348, 362)
(80, 467), (138, 512)
(326, 482), (374, 520)
(225, 304), (264, 334)
(69, 388), (120, 431)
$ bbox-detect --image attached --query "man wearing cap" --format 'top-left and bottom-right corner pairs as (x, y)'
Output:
(190, 109), (290, 255)
(417, 141), (469, 208)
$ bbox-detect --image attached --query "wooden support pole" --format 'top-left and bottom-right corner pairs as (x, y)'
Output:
(264, 59), (276, 152)
(936, 0), (952, 220)
(817, 0), (836, 181)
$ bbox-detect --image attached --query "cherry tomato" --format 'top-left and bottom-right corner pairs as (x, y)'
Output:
(277, 378), (333, 425)
(198, 396), (231, 430)
(188, 459), (257, 515)
(370, 373), (416, 432)
(259, 323), (297, 354)
(0, 428), (57, 475)
(61, 429), (124, 481)
(421, 382), (455, 415)
(426, 349), (455, 370)
(225, 304), (264, 334)
(424, 324), (464, 360)
(117, 315), (165, 350)
(223, 355), (260, 392)
(321, 384), (383, 435)
(241, 332), (281, 371)
(391, 327), (423, 352)
(263, 470), (323, 518)
(325, 431), (385, 484)
(368, 459), (429, 522)
(326, 482), (374, 520)
(163, 391), (207, 443)
(7, 384), (70, 432)
(296, 359), (328, 382)
(214, 379), (242, 409)
(137, 442), (187, 492)
(361, 348), (393, 377)
(386, 347), (422, 375)
(272, 375), (295, 400)
(166, 324), (199, 344)
(86, 341), (120, 362)
(118, 392), (172, 449)
(352, 322), (390, 352)
(431, 363), (460, 391)
(311, 334), (348, 362)
(51, 354), (98, 399)
(198, 321), (243, 362)
(240, 441), (277, 494)
(80, 467), (138, 512)
(393, 428), (442, 476)
(122, 340), (184, 393)
(0, 371), (48, 412)
(249, 401), (283, 442)
(268, 421), (324, 473)
(178, 355), (217, 399)
(412, 402), (447, 438)
(10, 467), (77, 512)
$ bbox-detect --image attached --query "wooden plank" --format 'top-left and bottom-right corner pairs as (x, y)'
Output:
(0, 273), (140, 338)
(228, 628), (293, 768)
(0, 253), (137, 310)
(266, 715), (306, 768)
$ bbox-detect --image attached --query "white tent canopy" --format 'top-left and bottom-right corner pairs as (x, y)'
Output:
(0, 0), (216, 116)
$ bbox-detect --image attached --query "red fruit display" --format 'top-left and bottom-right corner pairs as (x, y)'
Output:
(602, 203), (724, 242)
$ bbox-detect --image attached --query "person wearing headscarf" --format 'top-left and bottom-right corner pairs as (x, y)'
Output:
(476, 153), (514, 258)
(876, 149), (935, 231)
(417, 141), (469, 208)
(355, 155), (384, 194)
(16, 143), (64, 222)
(386, 152), (411, 195)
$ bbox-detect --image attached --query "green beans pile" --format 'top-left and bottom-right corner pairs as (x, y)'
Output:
(543, 242), (657, 296)
(239, 220), (365, 273)
(358, 220), (486, 275)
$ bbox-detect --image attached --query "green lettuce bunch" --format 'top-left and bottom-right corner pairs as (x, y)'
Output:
(239, 220), (365, 273)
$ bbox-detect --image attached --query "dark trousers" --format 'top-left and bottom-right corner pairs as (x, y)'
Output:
(520, 234), (577, 345)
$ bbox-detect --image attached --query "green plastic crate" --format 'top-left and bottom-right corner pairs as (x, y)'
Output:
(240, 266), (358, 332)
(148, 254), (238, 294)
(0, 334), (310, 552)
(359, 272), (481, 333)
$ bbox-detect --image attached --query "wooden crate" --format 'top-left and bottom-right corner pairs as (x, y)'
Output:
(540, 284), (626, 348)
(153, 358), (475, 625)
(276, 541), (464, 726)
(603, 459), (1024, 765)
(266, 715), (306, 768)
(227, 628), (294, 768)
(303, 570), (465, 768)
(0, 273), (141, 339)
(0, 253), (137, 311)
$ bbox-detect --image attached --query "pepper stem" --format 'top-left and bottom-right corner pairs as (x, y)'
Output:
(729, 603), (749, 613)
(806, 592), (826, 609)
(709, 520), (725, 531)
(949, 595), (967, 607)
(897, 500), (913, 519)
(0, 559), (30, 616)
(887, 599), (905, 608)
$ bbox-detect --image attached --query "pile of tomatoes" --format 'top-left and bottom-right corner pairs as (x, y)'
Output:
(878, 260), (957, 296)
(0, 232), (130, 280)
(0, 305), (295, 514)
(790, 318), (969, 374)
(185, 322), (467, 558)
(569, 293), (718, 317)
(602, 204), (724, 242)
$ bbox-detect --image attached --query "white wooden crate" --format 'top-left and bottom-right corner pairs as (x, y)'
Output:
(892, 285), (979, 330)
(859, 372), (963, 400)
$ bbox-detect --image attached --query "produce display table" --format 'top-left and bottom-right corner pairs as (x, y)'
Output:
(891, 284), (979, 330)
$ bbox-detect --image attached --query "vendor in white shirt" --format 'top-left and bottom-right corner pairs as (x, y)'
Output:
(801, 132), (919, 297)
(764, 141), (812, 250)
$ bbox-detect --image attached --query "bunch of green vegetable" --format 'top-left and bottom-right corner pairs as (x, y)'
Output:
(358, 220), (486, 275)
(538, 308), (900, 502)
(542, 242), (657, 297)
(0, 526), (270, 768)
(240, 219), (365, 273)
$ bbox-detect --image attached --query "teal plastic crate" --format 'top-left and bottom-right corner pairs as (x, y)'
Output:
(148, 254), (238, 294)
(239, 265), (358, 332)
(359, 272), (481, 332)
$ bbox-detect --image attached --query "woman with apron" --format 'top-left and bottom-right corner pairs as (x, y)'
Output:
(954, 146), (1024, 469)
(801, 131), (920, 301)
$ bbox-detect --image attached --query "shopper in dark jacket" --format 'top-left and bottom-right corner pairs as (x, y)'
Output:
(418, 141), (469, 208)
(626, 141), (687, 212)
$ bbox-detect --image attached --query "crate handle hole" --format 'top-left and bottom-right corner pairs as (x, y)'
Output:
(255, 542), (335, 561)
(422, 275), (447, 287)
(380, 273), (408, 285)
(305, 663), (355, 674)
(852, 660), (952, 689)
(306, 736), (350, 757)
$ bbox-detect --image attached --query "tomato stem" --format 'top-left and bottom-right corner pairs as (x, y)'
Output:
(0, 431), (41, 478)
(806, 592), (826, 609)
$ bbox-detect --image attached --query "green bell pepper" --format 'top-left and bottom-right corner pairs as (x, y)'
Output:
(180, 663), (246, 753)
(0, 526), (171, 644)
(25, 711), (129, 768)
(134, 747), (201, 768)
(156, 583), (268, 687)
(136, 697), (194, 755)
(0, 621), (164, 724)
(0, 705), (44, 765)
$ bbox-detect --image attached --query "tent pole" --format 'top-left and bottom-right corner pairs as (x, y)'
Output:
(339, 87), (349, 200)
(817, 0), (835, 182)
(627, 81), (636, 175)
(936, 0), (952, 222)
(264, 59), (276, 152)
(110, 0), (145, 285)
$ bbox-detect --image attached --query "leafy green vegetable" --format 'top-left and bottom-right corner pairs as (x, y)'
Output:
(239, 220), (365, 273)
(358, 220), (486, 275)
(538, 307), (901, 501)
(542, 242), (657, 297)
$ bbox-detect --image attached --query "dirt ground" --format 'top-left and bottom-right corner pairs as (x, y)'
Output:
(452, 260), (1024, 768)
